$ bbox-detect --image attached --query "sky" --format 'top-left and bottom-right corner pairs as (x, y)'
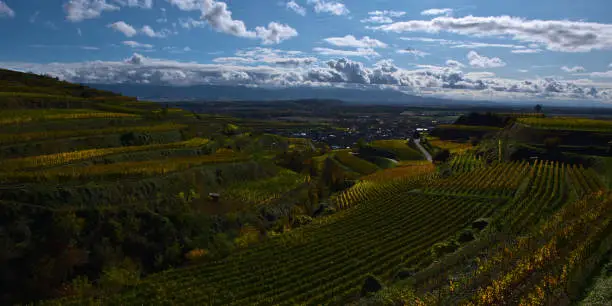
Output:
(1, 0), (612, 103)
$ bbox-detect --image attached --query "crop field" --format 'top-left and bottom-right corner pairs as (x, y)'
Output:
(0, 108), (138, 125)
(518, 117), (612, 132)
(427, 137), (473, 153)
(2, 70), (611, 306)
(0, 153), (251, 183)
(361, 161), (434, 182)
(0, 138), (210, 171)
(0, 122), (187, 145)
(435, 124), (502, 132)
(222, 169), (307, 209)
(370, 139), (424, 160)
(333, 150), (379, 175)
(449, 152), (484, 172)
(44, 155), (611, 305)
(49, 188), (492, 305)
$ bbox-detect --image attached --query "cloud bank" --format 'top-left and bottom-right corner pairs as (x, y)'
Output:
(0, 1), (15, 18)
(3, 54), (610, 102)
(375, 15), (612, 52)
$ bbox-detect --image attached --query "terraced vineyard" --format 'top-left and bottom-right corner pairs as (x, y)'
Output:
(49, 188), (493, 305)
(518, 117), (612, 131)
(2, 69), (612, 306)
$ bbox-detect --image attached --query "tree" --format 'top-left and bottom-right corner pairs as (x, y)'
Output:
(360, 275), (383, 297)
(534, 104), (543, 113)
(433, 149), (451, 163)
(356, 138), (367, 150)
(544, 137), (561, 152)
(222, 124), (239, 136)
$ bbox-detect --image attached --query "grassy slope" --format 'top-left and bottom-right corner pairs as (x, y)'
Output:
(0, 69), (320, 305)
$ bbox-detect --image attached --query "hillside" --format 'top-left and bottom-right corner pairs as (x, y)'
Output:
(0, 70), (611, 306)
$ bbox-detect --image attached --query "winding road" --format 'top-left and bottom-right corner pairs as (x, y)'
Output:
(413, 138), (433, 162)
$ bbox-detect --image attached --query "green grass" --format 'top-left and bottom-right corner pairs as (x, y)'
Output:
(0, 108), (138, 125)
(222, 169), (307, 208)
(518, 117), (612, 132)
(370, 140), (424, 160)
(579, 256), (612, 306)
(435, 124), (502, 132)
(0, 122), (187, 145)
(333, 150), (379, 175)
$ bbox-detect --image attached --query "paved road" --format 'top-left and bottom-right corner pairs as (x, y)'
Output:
(413, 138), (433, 162)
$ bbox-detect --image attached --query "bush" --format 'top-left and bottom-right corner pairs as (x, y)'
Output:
(360, 274), (383, 297)
(291, 215), (313, 228)
(394, 267), (417, 280)
(431, 240), (460, 259)
(433, 149), (451, 163)
(457, 229), (475, 243)
(472, 219), (489, 231)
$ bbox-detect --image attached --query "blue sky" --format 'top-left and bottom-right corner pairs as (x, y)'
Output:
(1, 0), (612, 102)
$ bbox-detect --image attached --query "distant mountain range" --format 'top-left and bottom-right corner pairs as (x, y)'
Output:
(87, 83), (610, 109)
(88, 83), (469, 106)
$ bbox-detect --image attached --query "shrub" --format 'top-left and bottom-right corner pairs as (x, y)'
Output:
(457, 229), (475, 243)
(360, 274), (383, 297)
(433, 149), (451, 163)
(185, 249), (209, 262)
(471, 218), (489, 231)
(291, 215), (313, 228)
(431, 240), (460, 259)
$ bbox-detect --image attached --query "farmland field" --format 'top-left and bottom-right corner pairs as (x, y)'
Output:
(1, 69), (611, 306)
(518, 117), (612, 131)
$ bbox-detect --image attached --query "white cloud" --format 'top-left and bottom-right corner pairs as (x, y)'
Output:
(178, 17), (206, 29)
(451, 42), (525, 49)
(64, 0), (119, 22)
(307, 0), (349, 16)
(0, 1), (14, 18)
(561, 66), (586, 73)
(400, 37), (530, 51)
(589, 71), (612, 78)
(313, 47), (380, 58)
(167, 0), (298, 44)
(400, 37), (452, 44)
(323, 35), (387, 48)
(113, 0), (153, 8)
(166, 0), (205, 11)
(214, 47), (317, 66)
(361, 16), (392, 24)
(286, 1), (306, 16)
(3, 54), (611, 101)
(518, 69), (528, 73)
(163, 46), (193, 53)
(123, 40), (154, 49)
(141, 25), (171, 37)
(369, 10), (405, 18)
(81, 46), (100, 50)
(465, 71), (495, 79)
(511, 49), (542, 54)
(397, 49), (429, 57)
(255, 22), (299, 45)
(374, 15), (612, 52)
(29, 11), (39, 23)
(421, 8), (453, 16)
(77, 28), (83, 36)
(467, 51), (506, 68)
(108, 21), (137, 37)
(361, 10), (405, 24)
(446, 60), (465, 68)
(202, 0), (255, 38)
